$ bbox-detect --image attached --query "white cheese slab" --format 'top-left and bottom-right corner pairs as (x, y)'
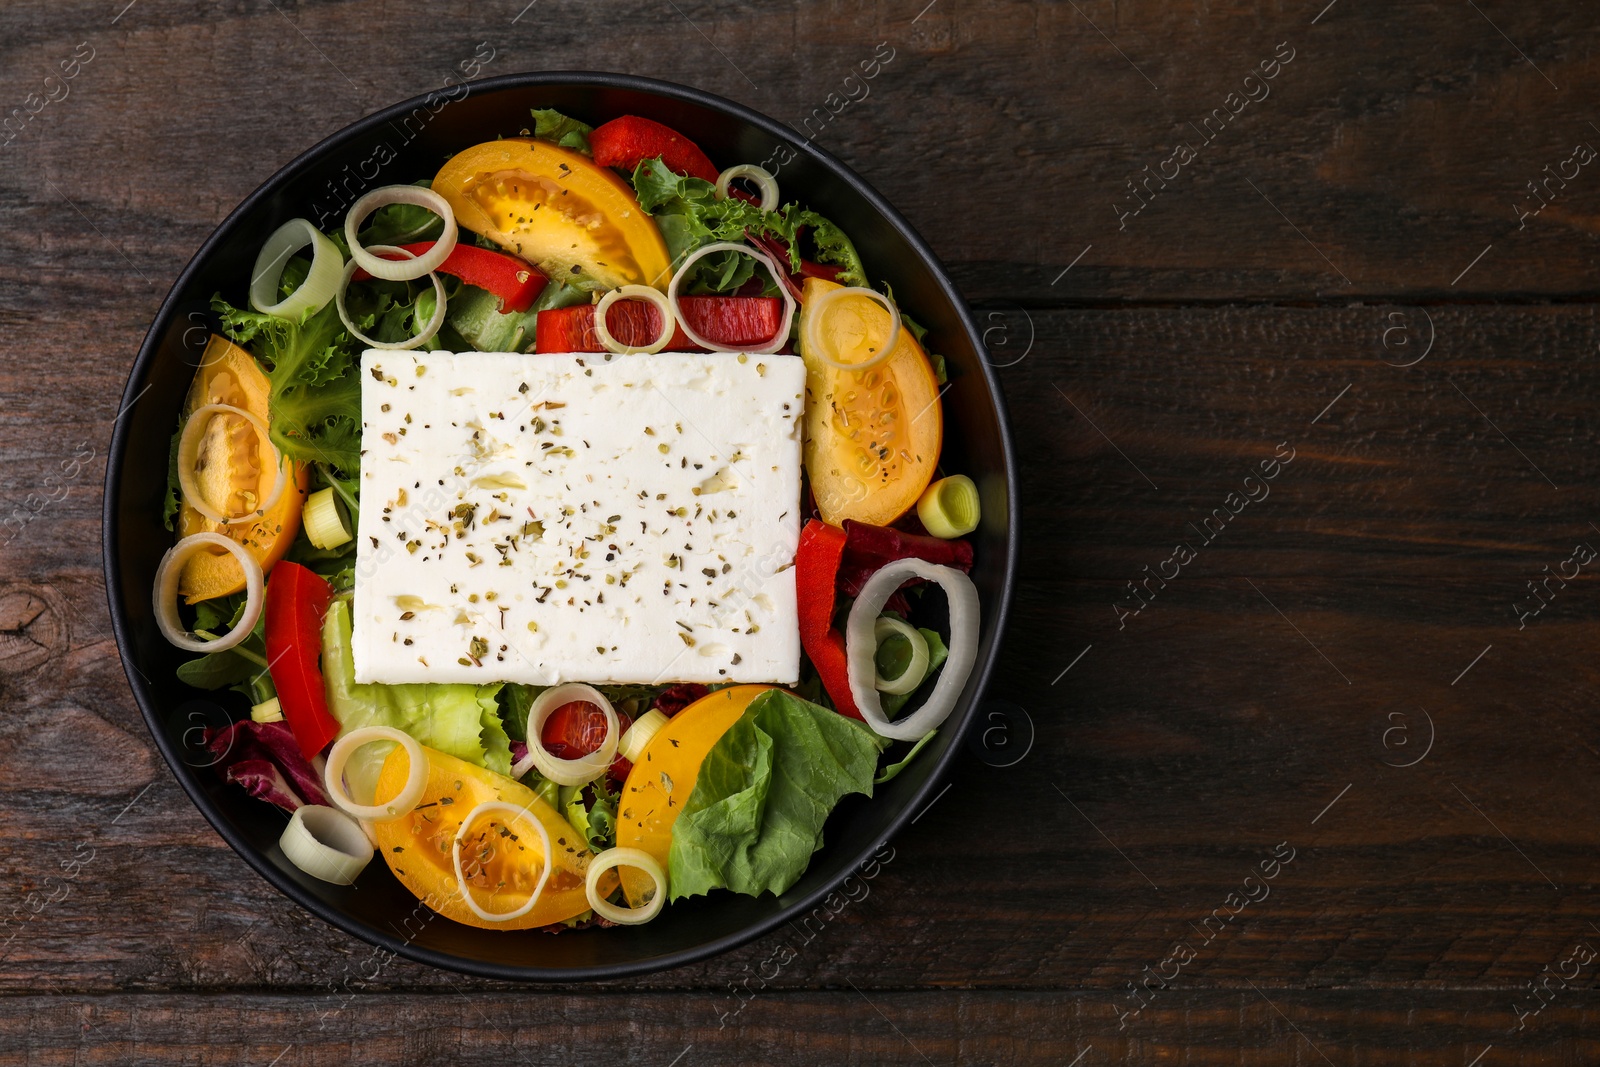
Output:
(351, 349), (805, 686)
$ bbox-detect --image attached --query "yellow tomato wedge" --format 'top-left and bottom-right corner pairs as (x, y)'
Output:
(371, 744), (598, 931)
(432, 138), (673, 291)
(798, 278), (942, 526)
(176, 336), (308, 603)
(616, 684), (774, 906)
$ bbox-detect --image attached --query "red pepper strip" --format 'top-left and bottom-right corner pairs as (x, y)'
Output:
(352, 242), (548, 313)
(591, 115), (720, 183)
(797, 519), (861, 720)
(263, 562), (340, 761)
(534, 297), (787, 354)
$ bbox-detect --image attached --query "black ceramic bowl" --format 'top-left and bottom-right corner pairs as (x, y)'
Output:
(104, 72), (1016, 980)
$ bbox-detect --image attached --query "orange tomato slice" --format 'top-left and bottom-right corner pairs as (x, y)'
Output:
(176, 336), (307, 603)
(432, 138), (673, 291)
(371, 744), (598, 931)
(798, 278), (942, 526)
(616, 684), (774, 905)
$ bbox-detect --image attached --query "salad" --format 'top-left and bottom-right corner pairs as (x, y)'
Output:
(155, 109), (983, 932)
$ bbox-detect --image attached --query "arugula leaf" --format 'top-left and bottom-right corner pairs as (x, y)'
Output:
(175, 648), (256, 690)
(211, 295), (363, 475)
(360, 180), (445, 245)
(530, 108), (594, 154)
(874, 729), (938, 784)
(667, 689), (883, 900)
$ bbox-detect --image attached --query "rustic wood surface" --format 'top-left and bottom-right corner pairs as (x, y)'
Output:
(4, 0), (1600, 1063)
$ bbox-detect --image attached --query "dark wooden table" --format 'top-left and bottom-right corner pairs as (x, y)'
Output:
(4, 0), (1600, 1063)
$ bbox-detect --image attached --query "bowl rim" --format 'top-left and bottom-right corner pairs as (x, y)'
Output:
(102, 69), (1019, 981)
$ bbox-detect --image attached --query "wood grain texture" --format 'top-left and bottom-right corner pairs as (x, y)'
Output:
(4, 0), (1600, 1062)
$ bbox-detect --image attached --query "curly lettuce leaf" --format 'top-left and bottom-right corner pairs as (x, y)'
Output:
(210, 294), (363, 474)
(667, 689), (883, 900)
(321, 600), (509, 800)
(530, 108), (593, 154)
(628, 158), (868, 291)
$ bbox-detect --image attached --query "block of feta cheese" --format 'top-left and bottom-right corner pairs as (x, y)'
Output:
(351, 350), (805, 687)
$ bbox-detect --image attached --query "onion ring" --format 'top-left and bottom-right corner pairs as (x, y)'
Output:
(801, 285), (902, 373)
(335, 244), (448, 351)
(344, 185), (458, 282)
(176, 403), (289, 526)
(594, 285), (676, 355)
(322, 726), (428, 821)
(248, 218), (345, 321)
(715, 164), (779, 212)
(153, 532), (264, 653)
(846, 559), (980, 741)
(452, 801), (553, 923)
(509, 683), (619, 786)
(667, 241), (795, 355)
(280, 805), (374, 885)
(585, 846), (667, 925)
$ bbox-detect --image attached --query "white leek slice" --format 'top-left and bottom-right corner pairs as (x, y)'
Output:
(715, 164), (779, 212)
(344, 184), (458, 282)
(335, 245), (447, 351)
(585, 846), (666, 925)
(594, 284), (676, 355)
(176, 403), (288, 526)
(846, 559), (979, 741)
(801, 285), (901, 373)
(251, 697), (284, 723)
(667, 241), (795, 354)
(917, 475), (980, 538)
(618, 709), (669, 764)
(280, 804), (374, 885)
(873, 615), (930, 696)
(249, 218), (344, 320)
(153, 532), (264, 653)
(452, 801), (552, 923)
(322, 726), (428, 821)
(509, 684), (619, 786)
(302, 486), (351, 549)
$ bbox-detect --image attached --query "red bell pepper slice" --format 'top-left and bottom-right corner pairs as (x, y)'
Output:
(352, 242), (548, 313)
(263, 562), (341, 761)
(591, 115), (720, 183)
(797, 519), (861, 720)
(533, 296), (786, 354)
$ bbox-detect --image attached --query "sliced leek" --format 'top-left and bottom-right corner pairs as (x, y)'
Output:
(280, 804), (374, 885)
(249, 218), (345, 321)
(715, 164), (779, 212)
(323, 726), (428, 822)
(618, 709), (669, 764)
(585, 846), (666, 925)
(873, 616), (930, 695)
(302, 486), (352, 549)
(251, 697), (284, 723)
(452, 801), (552, 923)
(917, 474), (980, 538)
(593, 284), (676, 355)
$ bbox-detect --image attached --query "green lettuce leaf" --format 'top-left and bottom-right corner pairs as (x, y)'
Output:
(210, 295), (363, 475)
(627, 158), (868, 291)
(321, 600), (509, 800)
(530, 108), (593, 154)
(667, 689), (883, 900)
